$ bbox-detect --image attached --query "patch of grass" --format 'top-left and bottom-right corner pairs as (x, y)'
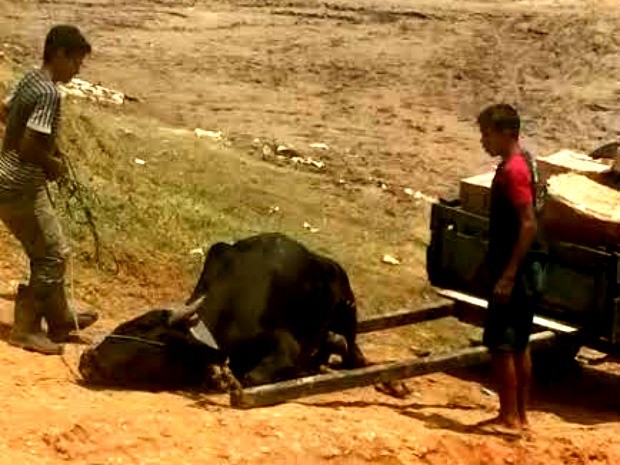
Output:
(52, 100), (432, 317)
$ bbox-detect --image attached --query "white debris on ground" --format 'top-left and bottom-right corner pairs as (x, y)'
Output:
(309, 142), (329, 150)
(381, 254), (401, 265)
(194, 128), (223, 141)
(268, 206), (280, 214)
(134, 158), (146, 165)
(58, 78), (134, 105)
(303, 221), (320, 233)
(158, 127), (194, 137)
(260, 142), (326, 170)
(189, 247), (205, 256)
(291, 156), (325, 169)
(262, 144), (274, 157)
(404, 188), (438, 203)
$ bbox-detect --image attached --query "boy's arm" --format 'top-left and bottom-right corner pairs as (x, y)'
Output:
(493, 157), (538, 302)
(0, 100), (8, 125)
(18, 129), (66, 180)
(493, 203), (537, 302)
(17, 89), (67, 180)
(0, 92), (12, 138)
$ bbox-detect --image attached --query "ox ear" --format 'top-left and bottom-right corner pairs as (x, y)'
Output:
(168, 294), (207, 326)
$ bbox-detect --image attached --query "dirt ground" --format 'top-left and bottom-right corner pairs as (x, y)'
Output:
(3, 0), (618, 197)
(0, 0), (619, 463)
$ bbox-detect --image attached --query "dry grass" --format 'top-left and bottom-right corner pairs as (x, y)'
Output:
(49, 99), (432, 317)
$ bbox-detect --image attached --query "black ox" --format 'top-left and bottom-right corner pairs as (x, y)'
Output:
(79, 233), (368, 390)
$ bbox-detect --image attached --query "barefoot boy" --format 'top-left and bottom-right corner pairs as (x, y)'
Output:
(477, 104), (539, 432)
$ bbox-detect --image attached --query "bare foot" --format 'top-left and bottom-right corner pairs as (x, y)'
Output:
(476, 416), (523, 437)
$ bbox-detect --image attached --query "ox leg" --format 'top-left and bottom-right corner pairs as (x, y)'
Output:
(344, 341), (367, 369)
(340, 325), (367, 369)
(243, 330), (301, 387)
(314, 332), (348, 369)
(341, 331), (412, 399)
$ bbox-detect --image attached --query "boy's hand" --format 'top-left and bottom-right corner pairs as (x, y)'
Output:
(493, 274), (515, 304)
(44, 155), (68, 182)
(0, 98), (9, 139)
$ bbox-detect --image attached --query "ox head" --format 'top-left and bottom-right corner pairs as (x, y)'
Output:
(78, 298), (239, 393)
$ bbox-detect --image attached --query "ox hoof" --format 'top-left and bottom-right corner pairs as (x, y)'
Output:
(319, 365), (337, 374)
(375, 381), (412, 399)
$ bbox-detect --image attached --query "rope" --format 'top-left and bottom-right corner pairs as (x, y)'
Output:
(104, 334), (166, 347)
(60, 349), (81, 381)
(68, 233), (79, 333)
(52, 174), (83, 382)
(60, 230), (82, 382)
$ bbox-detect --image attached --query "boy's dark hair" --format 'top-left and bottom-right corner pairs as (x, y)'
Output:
(43, 25), (92, 63)
(477, 104), (520, 137)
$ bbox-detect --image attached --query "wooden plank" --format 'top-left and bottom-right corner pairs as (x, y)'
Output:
(436, 288), (579, 334)
(430, 202), (489, 238)
(437, 288), (486, 308)
(357, 299), (454, 333)
(231, 331), (558, 409)
(537, 149), (611, 184)
(459, 171), (494, 217)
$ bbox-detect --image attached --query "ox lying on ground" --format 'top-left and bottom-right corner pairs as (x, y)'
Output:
(78, 298), (237, 392)
(79, 233), (370, 391)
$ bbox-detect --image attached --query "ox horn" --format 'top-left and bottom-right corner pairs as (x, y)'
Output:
(168, 294), (207, 326)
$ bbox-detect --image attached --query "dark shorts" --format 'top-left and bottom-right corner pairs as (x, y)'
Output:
(483, 278), (535, 353)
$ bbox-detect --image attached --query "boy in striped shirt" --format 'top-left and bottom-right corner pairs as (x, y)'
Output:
(0, 25), (98, 355)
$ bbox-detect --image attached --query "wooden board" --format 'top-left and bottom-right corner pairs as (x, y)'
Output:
(231, 331), (558, 409)
(436, 288), (579, 334)
(543, 173), (620, 248)
(537, 149), (612, 184)
(459, 171), (494, 216)
(357, 300), (454, 333)
(457, 149), (613, 219)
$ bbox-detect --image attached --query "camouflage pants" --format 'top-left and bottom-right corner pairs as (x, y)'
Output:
(0, 188), (69, 291)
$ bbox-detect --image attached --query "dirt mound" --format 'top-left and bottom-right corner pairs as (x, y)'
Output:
(424, 10), (620, 153)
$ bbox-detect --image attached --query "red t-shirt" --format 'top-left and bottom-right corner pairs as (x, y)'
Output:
(495, 151), (533, 208)
(487, 149), (534, 281)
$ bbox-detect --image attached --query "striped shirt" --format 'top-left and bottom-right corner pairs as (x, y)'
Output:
(0, 69), (61, 199)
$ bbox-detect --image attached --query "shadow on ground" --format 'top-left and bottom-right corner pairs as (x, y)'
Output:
(295, 359), (619, 437)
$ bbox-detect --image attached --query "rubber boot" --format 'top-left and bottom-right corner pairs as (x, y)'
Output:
(39, 283), (99, 343)
(8, 284), (64, 355)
